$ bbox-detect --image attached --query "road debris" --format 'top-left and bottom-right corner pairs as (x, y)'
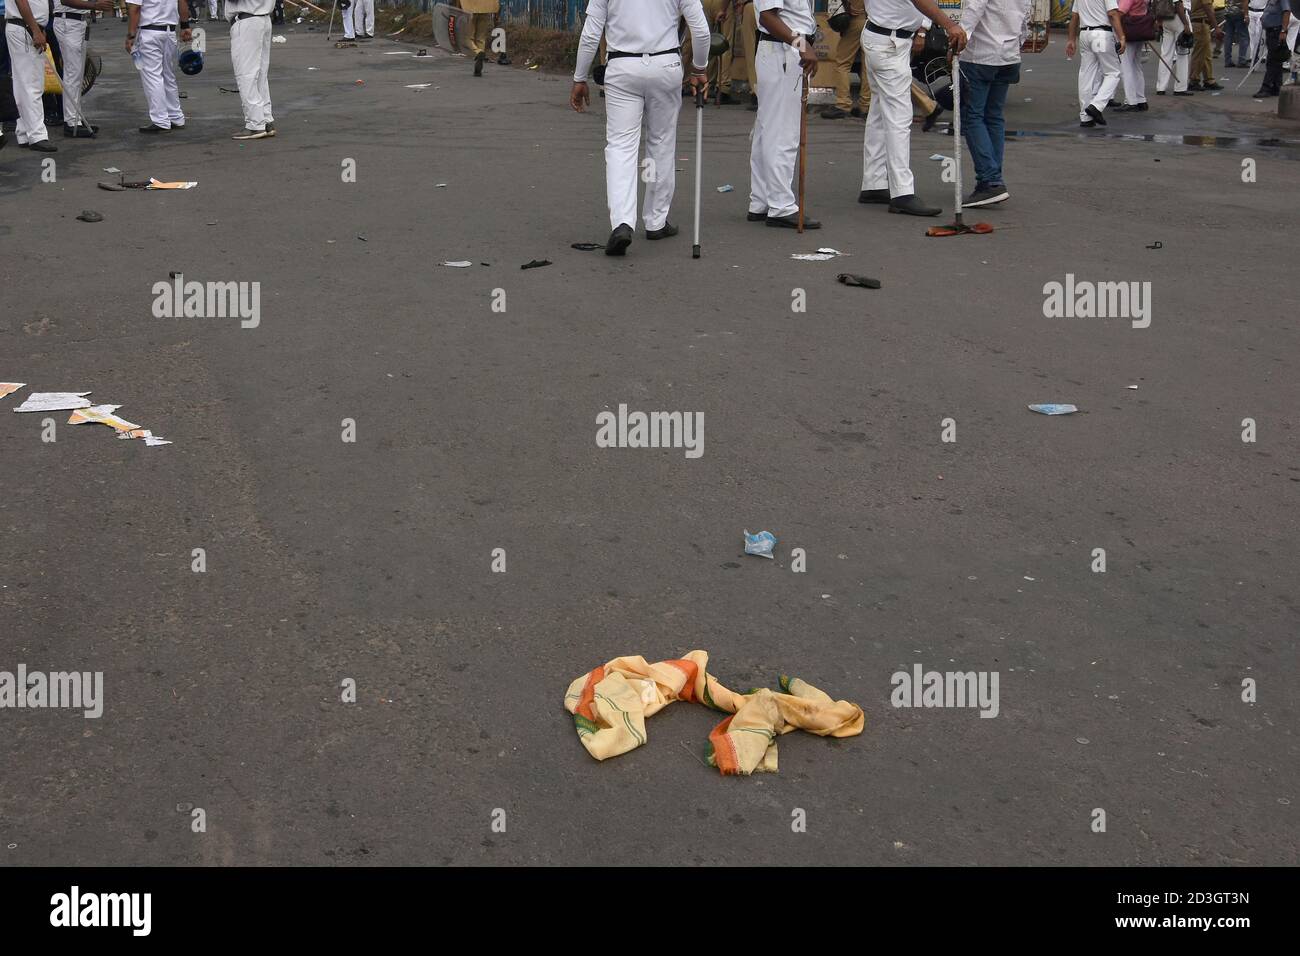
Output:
(570, 242), (602, 251)
(837, 273), (881, 289)
(13, 392), (93, 412)
(716, 184), (733, 192)
(1027, 403), (1079, 415)
(76, 210), (103, 223)
(0, 384), (26, 400)
(744, 529), (776, 558)
(791, 247), (847, 261)
(442, 260), (473, 267)
(520, 259), (551, 270)
(563, 650), (864, 775)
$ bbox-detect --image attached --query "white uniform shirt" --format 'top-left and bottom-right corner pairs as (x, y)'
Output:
(961, 0), (1032, 63)
(10, 0), (51, 19)
(864, 0), (925, 31)
(574, 0), (710, 82)
(756, 0), (816, 35)
(52, 0), (74, 15)
(1073, 0), (1118, 27)
(128, 0), (179, 26)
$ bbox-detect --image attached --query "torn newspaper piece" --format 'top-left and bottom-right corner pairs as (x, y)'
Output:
(13, 392), (93, 412)
(146, 179), (198, 190)
(0, 384), (27, 400)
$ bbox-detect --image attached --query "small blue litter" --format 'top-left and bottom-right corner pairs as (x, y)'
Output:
(744, 530), (776, 559)
(716, 184), (734, 193)
(1028, 403), (1078, 416)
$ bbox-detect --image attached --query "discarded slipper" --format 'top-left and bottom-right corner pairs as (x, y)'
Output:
(75, 210), (103, 222)
(926, 221), (994, 237)
(570, 242), (602, 251)
(520, 259), (552, 270)
(837, 273), (881, 289)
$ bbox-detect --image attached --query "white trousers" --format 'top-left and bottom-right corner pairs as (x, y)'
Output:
(5, 23), (48, 144)
(1247, 10), (1263, 62)
(1156, 22), (1190, 91)
(1119, 40), (1145, 104)
(136, 29), (184, 127)
(603, 52), (682, 232)
(342, 4), (355, 38)
(54, 17), (88, 127)
(1077, 29), (1120, 120)
(860, 30), (914, 198)
(351, 0), (374, 36)
(231, 15), (273, 130)
(749, 40), (804, 217)
(207, 0), (218, 16)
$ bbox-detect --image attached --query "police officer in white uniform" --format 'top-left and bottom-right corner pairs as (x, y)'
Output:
(1154, 0), (1193, 96)
(53, 0), (112, 137)
(571, 0), (710, 256)
(857, 0), (967, 217)
(5, 0), (57, 150)
(749, 0), (821, 227)
(227, 0), (275, 139)
(1067, 0), (1126, 126)
(126, 0), (191, 132)
(351, 0), (373, 37)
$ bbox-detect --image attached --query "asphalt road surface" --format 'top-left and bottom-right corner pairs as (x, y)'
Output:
(1, 20), (1297, 866)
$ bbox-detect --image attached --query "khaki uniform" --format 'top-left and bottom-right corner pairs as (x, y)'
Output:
(460, 0), (498, 57)
(686, 1), (757, 94)
(828, 0), (870, 111)
(1189, 0), (1216, 84)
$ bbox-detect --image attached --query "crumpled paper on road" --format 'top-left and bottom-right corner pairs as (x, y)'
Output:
(563, 650), (863, 775)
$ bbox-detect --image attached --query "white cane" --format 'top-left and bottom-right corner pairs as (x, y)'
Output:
(693, 88), (703, 259)
(327, 0), (338, 40)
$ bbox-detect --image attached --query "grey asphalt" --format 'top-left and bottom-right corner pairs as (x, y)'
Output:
(1, 20), (1297, 866)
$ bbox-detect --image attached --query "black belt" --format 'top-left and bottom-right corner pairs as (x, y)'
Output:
(607, 48), (677, 59)
(235, 11), (270, 18)
(866, 21), (915, 38)
(55, 11), (86, 19)
(1080, 24), (1113, 31)
(5, 17), (27, 25)
(757, 30), (815, 44)
(141, 22), (178, 30)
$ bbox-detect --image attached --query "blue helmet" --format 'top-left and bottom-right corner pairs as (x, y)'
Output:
(179, 50), (204, 76)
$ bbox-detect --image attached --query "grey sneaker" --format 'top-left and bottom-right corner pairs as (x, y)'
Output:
(963, 184), (1009, 207)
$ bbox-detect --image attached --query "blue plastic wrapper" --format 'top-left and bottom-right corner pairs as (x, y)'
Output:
(1027, 403), (1078, 416)
(744, 530), (777, 559)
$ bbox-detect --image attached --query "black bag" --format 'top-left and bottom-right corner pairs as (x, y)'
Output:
(827, 0), (850, 34)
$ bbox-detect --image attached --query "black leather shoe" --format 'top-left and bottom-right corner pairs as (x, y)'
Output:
(139, 123), (169, 133)
(766, 212), (820, 229)
(1080, 119), (1098, 127)
(888, 194), (940, 217)
(717, 92), (736, 104)
(605, 223), (633, 256)
(473, 52), (485, 77)
(497, 53), (511, 65)
(63, 123), (99, 138)
(645, 222), (678, 239)
(28, 139), (57, 152)
(747, 210), (767, 222)
(858, 188), (890, 204)
(1085, 104), (1107, 125)
(851, 106), (867, 118)
(820, 106), (848, 119)
(747, 93), (758, 111)
(1173, 89), (1195, 96)
(922, 105), (943, 131)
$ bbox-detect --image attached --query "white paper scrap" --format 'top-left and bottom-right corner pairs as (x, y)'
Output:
(13, 392), (92, 412)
